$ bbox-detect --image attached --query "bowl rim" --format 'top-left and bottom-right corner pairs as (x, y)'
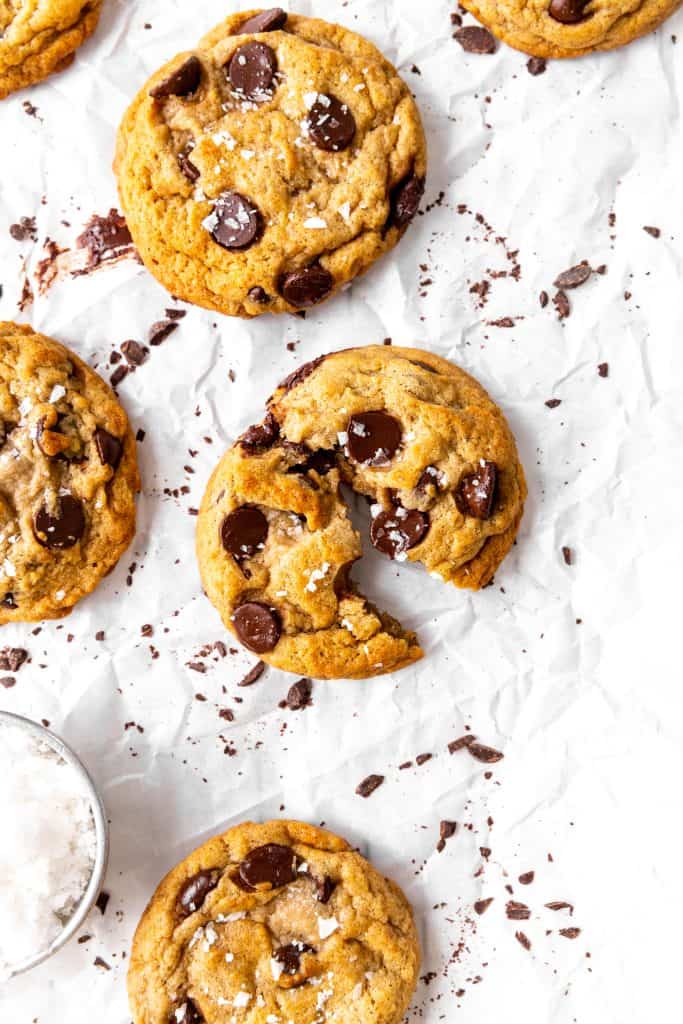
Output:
(0, 710), (109, 979)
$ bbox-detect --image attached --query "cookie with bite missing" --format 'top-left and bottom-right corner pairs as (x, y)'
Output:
(460, 0), (682, 58)
(0, 1), (103, 100)
(128, 819), (420, 1024)
(114, 9), (427, 319)
(0, 322), (139, 622)
(196, 345), (526, 680)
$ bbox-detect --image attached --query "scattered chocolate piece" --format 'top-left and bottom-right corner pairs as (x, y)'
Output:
(448, 734), (476, 753)
(474, 898), (494, 915)
(238, 661), (266, 687)
(149, 56), (202, 99)
(553, 290), (570, 319)
(436, 820), (457, 853)
(370, 506), (429, 559)
(76, 209), (133, 270)
(597, 362), (609, 377)
(643, 225), (661, 238)
(456, 462), (497, 520)
(553, 263), (592, 290)
(233, 602), (281, 653)
(9, 216), (37, 242)
(545, 901), (574, 913)
(454, 26), (497, 53)
(506, 900), (531, 920)
(562, 546), (573, 565)
(539, 290), (549, 307)
(467, 742), (504, 764)
(238, 843), (299, 890)
(34, 495), (85, 549)
(527, 56), (547, 75)
(559, 927), (581, 939)
(346, 411), (402, 467)
(148, 320), (178, 346)
(228, 42), (277, 101)
(355, 774), (384, 798)
(389, 174), (425, 230)
(121, 339), (148, 366)
(237, 8), (287, 33)
(221, 507), (268, 560)
(416, 752), (432, 766)
(519, 871), (535, 885)
(0, 677), (16, 689)
(545, 398), (562, 409)
(549, 0), (590, 23)
(93, 956), (111, 970)
(207, 191), (262, 250)
(274, 942), (314, 975)
(515, 931), (531, 951)
(95, 891), (110, 915)
(306, 95), (356, 152)
(279, 265), (334, 308)
(0, 648), (28, 672)
(94, 428), (123, 470)
(285, 677), (312, 710)
(177, 870), (220, 917)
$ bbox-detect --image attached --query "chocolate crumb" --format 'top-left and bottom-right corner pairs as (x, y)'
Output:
(416, 752), (432, 766)
(448, 734), (476, 753)
(643, 225), (661, 238)
(553, 290), (570, 319)
(545, 398), (562, 409)
(598, 362), (609, 377)
(95, 891), (110, 915)
(559, 927), (581, 939)
(356, 774), (384, 798)
(238, 661), (265, 687)
(539, 290), (549, 308)
(527, 56), (547, 75)
(474, 897), (494, 915)
(467, 742), (504, 764)
(285, 677), (312, 710)
(148, 320), (178, 346)
(506, 900), (531, 920)
(562, 546), (573, 565)
(515, 931), (531, 951)
(454, 25), (497, 53)
(519, 871), (535, 885)
(553, 263), (592, 290)
(436, 820), (457, 852)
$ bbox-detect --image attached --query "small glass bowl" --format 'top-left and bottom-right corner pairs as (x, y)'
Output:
(0, 710), (109, 979)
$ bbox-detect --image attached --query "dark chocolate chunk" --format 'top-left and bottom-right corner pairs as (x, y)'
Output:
(34, 495), (85, 549)
(454, 26), (497, 53)
(95, 891), (110, 915)
(355, 774), (384, 798)
(121, 339), (149, 366)
(598, 362), (609, 377)
(207, 191), (262, 251)
(314, 875), (335, 903)
(285, 677), (312, 710)
(346, 411), (402, 467)
(248, 286), (270, 304)
(220, 507), (268, 560)
(237, 8), (287, 33)
(436, 820), (457, 853)
(279, 265), (334, 308)
(506, 900), (531, 920)
(370, 506), (429, 558)
(0, 648), (28, 672)
(467, 741), (504, 764)
(553, 290), (570, 319)
(643, 225), (661, 238)
(228, 42), (277, 101)
(515, 931), (531, 951)
(448, 734), (476, 753)
(455, 461), (497, 519)
(94, 428), (123, 470)
(178, 151), (200, 182)
(238, 661), (266, 687)
(177, 869), (220, 916)
(148, 320), (178, 346)
(273, 941), (314, 975)
(549, 0), (591, 23)
(388, 174), (425, 230)
(240, 412), (280, 450)
(562, 545), (573, 565)
(559, 927), (581, 939)
(149, 56), (202, 99)
(545, 398), (562, 409)
(553, 263), (591, 289)
(238, 843), (299, 890)
(519, 871), (535, 885)
(233, 602), (281, 653)
(306, 94), (356, 152)
(474, 897), (494, 915)
(527, 56), (547, 75)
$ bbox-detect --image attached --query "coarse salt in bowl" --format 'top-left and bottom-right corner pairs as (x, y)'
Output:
(0, 711), (109, 980)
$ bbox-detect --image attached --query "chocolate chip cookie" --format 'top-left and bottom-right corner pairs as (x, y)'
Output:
(460, 0), (682, 58)
(128, 819), (420, 1024)
(0, 322), (140, 623)
(196, 345), (526, 679)
(114, 9), (427, 319)
(0, 1), (103, 100)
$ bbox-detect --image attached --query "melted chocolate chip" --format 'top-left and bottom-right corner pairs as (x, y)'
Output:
(233, 602), (281, 653)
(274, 942), (314, 975)
(34, 495), (85, 549)
(228, 42), (277, 101)
(237, 8), (287, 33)
(94, 428), (123, 470)
(278, 356), (325, 392)
(237, 843), (299, 890)
(370, 506), (429, 559)
(248, 286), (270, 304)
(287, 448), (336, 478)
(456, 461), (498, 520)
(306, 95), (356, 152)
(279, 265), (334, 308)
(388, 174), (425, 230)
(240, 413), (280, 451)
(177, 870), (220, 917)
(549, 0), (591, 22)
(178, 150), (200, 182)
(1, 593), (16, 610)
(314, 876), (335, 904)
(208, 191), (262, 251)
(346, 411), (402, 467)
(149, 56), (202, 99)
(220, 507), (268, 560)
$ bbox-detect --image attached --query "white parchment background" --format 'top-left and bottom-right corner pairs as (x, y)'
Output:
(1, 0), (683, 1020)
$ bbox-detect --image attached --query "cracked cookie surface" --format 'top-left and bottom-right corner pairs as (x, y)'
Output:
(128, 819), (420, 1024)
(0, 322), (139, 622)
(114, 9), (426, 319)
(461, 0), (682, 58)
(0, 0), (102, 99)
(196, 345), (526, 679)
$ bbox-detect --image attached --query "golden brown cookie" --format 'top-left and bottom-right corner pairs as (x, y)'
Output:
(196, 345), (526, 679)
(0, 322), (140, 623)
(460, 0), (682, 58)
(0, 1), (103, 100)
(128, 819), (420, 1024)
(114, 9), (427, 319)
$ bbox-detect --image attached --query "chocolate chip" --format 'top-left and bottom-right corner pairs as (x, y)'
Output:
(314, 876), (335, 903)
(0, 647), (27, 672)
(221, 507), (268, 560)
(248, 286), (270, 303)
(549, 0), (590, 22)
(553, 263), (592, 289)
(370, 506), (429, 559)
(527, 56), (547, 75)
(228, 42), (277, 101)
(346, 411), (402, 467)
(454, 26), (497, 53)
(238, 661), (266, 687)
(94, 428), (123, 470)
(1, 593), (16, 610)
(474, 897), (494, 915)
(240, 412), (280, 451)
(506, 900), (531, 920)
(278, 356), (325, 392)
(178, 151), (200, 182)
(237, 8), (287, 33)
(233, 602), (281, 653)
(273, 942), (314, 974)
(598, 362), (609, 377)
(34, 495), (85, 549)
(306, 94), (356, 152)
(121, 339), (148, 366)
(285, 677), (312, 710)
(456, 461), (497, 520)
(388, 174), (425, 230)
(238, 843), (299, 890)
(287, 448), (336, 479)
(177, 869), (220, 916)
(467, 741), (504, 764)
(149, 56), (202, 99)
(355, 774), (384, 798)
(279, 265), (334, 308)
(207, 191), (262, 251)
